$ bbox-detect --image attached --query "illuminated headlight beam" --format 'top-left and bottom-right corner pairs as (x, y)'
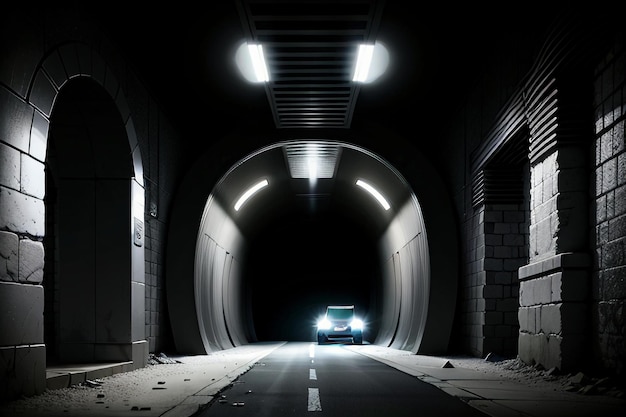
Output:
(234, 179), (269, 211)
(356, 179), (390, 210)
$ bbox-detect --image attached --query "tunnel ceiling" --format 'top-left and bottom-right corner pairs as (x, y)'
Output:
(90, 1), (563, 146)
(214, 140), (412, 239)
(212, 0), (398, 238)
(235, 0), (385, 128)
(81, 1), (561, 239)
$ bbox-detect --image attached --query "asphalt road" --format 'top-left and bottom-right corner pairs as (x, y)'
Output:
(194, 342), (488, 416)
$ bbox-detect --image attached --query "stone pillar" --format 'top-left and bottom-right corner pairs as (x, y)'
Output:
(518, 253), (589, 370)
(0, 87), (48, 400)
(517, 75), (591, 371)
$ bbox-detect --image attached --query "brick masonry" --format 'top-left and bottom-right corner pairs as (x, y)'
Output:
(450, 16), (625, 375)
(592, 36), (626, 374)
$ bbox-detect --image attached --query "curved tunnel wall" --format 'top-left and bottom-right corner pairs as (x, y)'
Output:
(168, 139), (455, 354)
(375, 197), (430, 353)
(194, 195), (247, 352)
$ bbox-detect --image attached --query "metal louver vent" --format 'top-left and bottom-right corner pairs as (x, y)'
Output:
(472, 168), (524, 208)
(236, 0), (384, 128)
(471, 129), (529, 208)
(283, 142), (341, 178)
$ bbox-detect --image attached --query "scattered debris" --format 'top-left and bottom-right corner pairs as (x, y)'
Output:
(84, 379), (102, 388)
(569, 372), (588, 386)
(130, 406), (152, 411)
(486, 356), (625, 399)
(545, 367), (559, 376)
(148, 352), (181, 365)
(484, 352), (506, 363)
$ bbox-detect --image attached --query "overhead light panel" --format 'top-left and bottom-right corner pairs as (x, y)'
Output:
(356, 179), (390, 210)
(352, 43), (388, 83)
(234, 179), (269, 211)
(352, 44), (375, 82)
(284, 142), (341, 179)
(248, 43), (269, 82)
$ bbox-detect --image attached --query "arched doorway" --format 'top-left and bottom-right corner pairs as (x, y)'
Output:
(44, 77), (138, 364)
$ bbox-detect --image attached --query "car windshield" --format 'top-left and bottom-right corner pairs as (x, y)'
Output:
(327, 307), (354, 320)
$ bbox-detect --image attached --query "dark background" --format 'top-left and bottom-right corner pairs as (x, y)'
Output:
(247, 210), (378, 342)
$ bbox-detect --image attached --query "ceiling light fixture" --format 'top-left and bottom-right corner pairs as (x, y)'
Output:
(248, 43), (269, 82)
(356, 179), (390, 210)
(352, 44), (375, 82)
(234, 179), (269, 211)
(283, 142), (340, 179)
(307, 143), (318, 180)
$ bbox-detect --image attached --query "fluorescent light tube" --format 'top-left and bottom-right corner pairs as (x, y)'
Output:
(352, 44), (374, 82)
(356, 179), (390, 210)
(234, 179), (269, 211)
(248, 43), (269, 82)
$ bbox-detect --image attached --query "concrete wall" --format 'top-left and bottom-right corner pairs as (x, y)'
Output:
(376, 197), (429, 353)
(0, 7), (184, 401)
(194, 198), (246, 352)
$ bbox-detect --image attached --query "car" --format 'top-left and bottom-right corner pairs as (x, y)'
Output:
(316, 305), (364, 344)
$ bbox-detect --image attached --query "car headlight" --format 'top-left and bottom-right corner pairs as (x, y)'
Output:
(351, 319), (364, 330)
(317, 318), (332, 330)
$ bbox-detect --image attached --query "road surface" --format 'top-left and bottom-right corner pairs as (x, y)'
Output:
(194, 342), (487, 416)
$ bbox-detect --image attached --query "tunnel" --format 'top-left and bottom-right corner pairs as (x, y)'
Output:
(166, 138), (458, 356)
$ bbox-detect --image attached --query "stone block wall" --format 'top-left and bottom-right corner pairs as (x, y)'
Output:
(460, 207), (486, 357)
(518, 253), (590, 370)
(459, 201), (528, 358)
(518, 120), (592, 371)
(592, 33), (626, 374)
(0, 81), (48, 400)
(0, 6), (185, 400)
(145, 216), (171, 353)
(448, 13), (625, 375)
(483, 203), (527, 356)
(528, 153), (558, 260)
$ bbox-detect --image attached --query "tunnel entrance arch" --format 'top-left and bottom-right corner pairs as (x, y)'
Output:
(169, 139), (451, 355)
(45, 77), (143, 365)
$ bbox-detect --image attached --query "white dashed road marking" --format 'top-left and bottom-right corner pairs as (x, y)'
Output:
(308, 387), (322, 411)
(308, 344), (321, 411)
